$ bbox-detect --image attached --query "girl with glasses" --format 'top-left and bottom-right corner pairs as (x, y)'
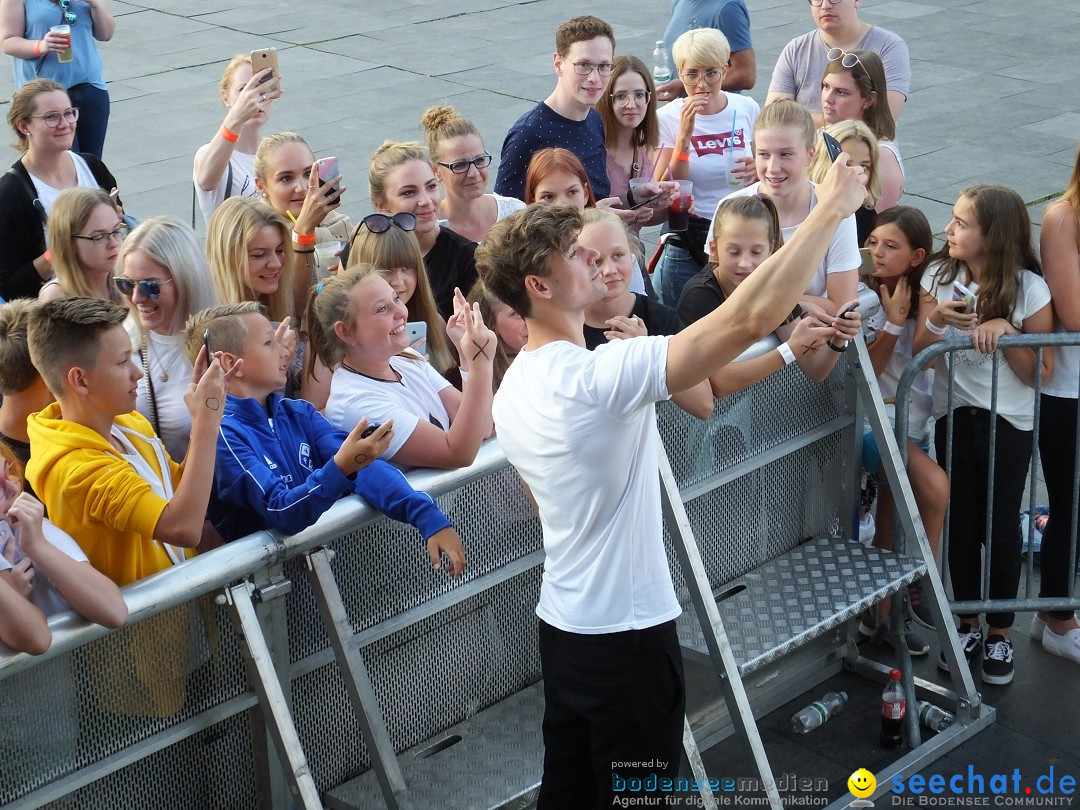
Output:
(38, 186), (121, 303)
(0, 0), (116, 158)
(369, 141), (479, 321)
(595, 56), (665, 237)
(311, 266), (496, 471)
(653, 27), (760, 307)
(0, 78), (122, 302)
(419, 105), (525, 244)
(347, 219), (458, 383)
(193, 53), (282, 225)
(116, 216), (219, 461)
(821, 48), (903, 214)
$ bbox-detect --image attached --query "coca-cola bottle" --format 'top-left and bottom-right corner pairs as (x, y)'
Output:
(880, 668), (905, 749)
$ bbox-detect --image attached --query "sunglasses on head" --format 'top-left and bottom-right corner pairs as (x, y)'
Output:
(359, 212), (417, 235)
(114, 277), (174, 300)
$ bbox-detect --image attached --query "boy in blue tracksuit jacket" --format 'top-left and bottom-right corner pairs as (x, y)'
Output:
(186, 303), (466, 576)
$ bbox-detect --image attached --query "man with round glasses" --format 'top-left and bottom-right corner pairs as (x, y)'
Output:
(766, 0), (910, 122)
(494, 15), (614, 202)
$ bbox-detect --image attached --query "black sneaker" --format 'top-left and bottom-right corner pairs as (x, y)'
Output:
(907, 583), (935, 630)
(981, 635), (1015, 685)
(937, 624), (982, 672)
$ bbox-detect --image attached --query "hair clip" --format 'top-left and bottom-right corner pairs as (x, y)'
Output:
(315, 282), (326, 294)
(752, 193), (764, 202)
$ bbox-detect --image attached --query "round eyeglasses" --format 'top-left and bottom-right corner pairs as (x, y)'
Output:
(679, 68), (723, 86)
(612, 90), (651, 107)
(28, 107), (79, 129)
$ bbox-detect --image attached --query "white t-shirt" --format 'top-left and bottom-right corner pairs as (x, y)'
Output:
(324, 352), (452, 463)
(130, 327), (194, 461)
(29, 152), (100, 248)
(493, 193), (527, 221)
(921, 265), (1052, 431)
(878, 139), (905, 179)
(711, 180), (860, 297)
(193, 146), (258, 225)
(493, 336), (683, 634)
(864, 306), (932, 441)
(0, 518), (88, 617)
(657, 92), (761, 224)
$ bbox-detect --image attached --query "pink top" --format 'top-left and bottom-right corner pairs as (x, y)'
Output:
(605, 145), (651, 234)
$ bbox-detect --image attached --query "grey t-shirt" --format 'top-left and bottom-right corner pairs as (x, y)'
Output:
(768, 26), (911, 112)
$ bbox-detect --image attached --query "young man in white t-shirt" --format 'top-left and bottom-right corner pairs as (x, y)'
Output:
(475, 156), (867, 807)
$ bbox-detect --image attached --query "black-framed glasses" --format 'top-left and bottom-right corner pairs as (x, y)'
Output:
(827, 48), (865, 73)
(114, 276), (173, 299)
(571, 61), (614, 77)
(73, 225), (128, 246)
(28, 107), (79, 128)
(611, 90), (650, 106)
(679, 68), (723, 86)
(808, 0), (845, 6)
(59, 0), (77, 23)
(436, 152), (492, 175)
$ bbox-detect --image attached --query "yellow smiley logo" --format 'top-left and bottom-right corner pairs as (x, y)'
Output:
(848, 768), (876, 798)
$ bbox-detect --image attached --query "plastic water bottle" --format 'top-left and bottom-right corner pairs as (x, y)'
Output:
(791, 691), (848, 734)
(917, 701), (954, 733)
(652, 41), (671, 85)
(880, 669), (906, 749)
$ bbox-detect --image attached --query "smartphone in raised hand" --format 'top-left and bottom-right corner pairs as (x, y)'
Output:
(250, 47), (280, 88)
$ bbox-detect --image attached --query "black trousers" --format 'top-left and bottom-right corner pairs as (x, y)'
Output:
(536, 619), (685, 809)
(1038, 394), (1080, 620)
(936, 407), (1032, 629)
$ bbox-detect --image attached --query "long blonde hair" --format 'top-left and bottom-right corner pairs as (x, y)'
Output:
(206, 197), (295, 322)
(48, 187), (119, 300)
(347, 224), (456, 374)
(807, 120), (882, 208)
(305, 263), (397, 376)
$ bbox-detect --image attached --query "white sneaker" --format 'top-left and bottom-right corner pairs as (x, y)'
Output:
(1042, 626), (1080, 664)
(1031, 613), (1046, 642)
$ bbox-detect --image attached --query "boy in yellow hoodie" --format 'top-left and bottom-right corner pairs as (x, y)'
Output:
(25, 297), (236, 587)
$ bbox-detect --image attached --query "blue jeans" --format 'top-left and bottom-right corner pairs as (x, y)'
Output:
(657, 242), (705, 308)
(68, 83), (110, 159)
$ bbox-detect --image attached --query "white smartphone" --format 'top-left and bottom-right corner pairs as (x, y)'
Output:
(406, 321), (428, 355)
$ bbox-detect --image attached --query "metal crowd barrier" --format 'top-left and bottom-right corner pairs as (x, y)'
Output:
(895, 333), (1080, 616)
(1, 303), (992, 809)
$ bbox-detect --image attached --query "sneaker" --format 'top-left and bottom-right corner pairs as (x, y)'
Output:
(907, 583), (935, 631)
(869, 617), (930, 656)
(1042, 626), (1080, 664)
(1030, 613), (1046, 642)
(858, 611), (878, 640)
(937, 624), (982, 672)
(981, 635), (1015, 685)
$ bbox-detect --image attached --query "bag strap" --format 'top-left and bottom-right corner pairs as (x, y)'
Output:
(191, 159), (235, 230)
(5, 167), (47, 226)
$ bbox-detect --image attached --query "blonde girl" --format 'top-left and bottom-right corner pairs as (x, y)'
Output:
(39, 187), (122, 302)
(808, 119), (881, 246)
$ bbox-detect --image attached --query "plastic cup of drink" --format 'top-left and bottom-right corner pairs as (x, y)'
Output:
(668, 180), (693, 232)
(51, 24), (72, 63)
(313, 241), (343, 278)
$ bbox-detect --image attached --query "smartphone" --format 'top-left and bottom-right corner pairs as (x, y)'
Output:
(822, 131), (843, 163)
(203, 329), (212, 362)
(315, 156), (340, 201)
(360, 421), (382, 439)
(628, 192), (662, 210)
(952, 280), (977, 314)
(406, 321), (428, 354)
(837, 301), (859, 319)
(250, 47), (280, 87)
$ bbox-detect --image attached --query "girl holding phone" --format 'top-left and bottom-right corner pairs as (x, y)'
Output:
(915, 185), (1054, 685)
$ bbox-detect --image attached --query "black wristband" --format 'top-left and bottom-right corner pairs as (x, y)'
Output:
(827, 339), (848, 353)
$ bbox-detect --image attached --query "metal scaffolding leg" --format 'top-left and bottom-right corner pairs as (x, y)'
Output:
(305, 547), (405, 809)
(225, 581), (323, 810)
(658, 451), (783, 809)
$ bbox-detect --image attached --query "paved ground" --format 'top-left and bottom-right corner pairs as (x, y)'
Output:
(0, 0), (1076, 805)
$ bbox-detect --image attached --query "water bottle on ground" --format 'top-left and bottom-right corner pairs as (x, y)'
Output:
(917, 700), (954, 733)
(791, 690), (848, 734)
(880, 669), (906, 748)
(652, 41), (671, 86)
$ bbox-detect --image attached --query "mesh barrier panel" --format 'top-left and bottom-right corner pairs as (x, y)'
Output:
(292, 567), (543, 792)
(1, 599), (252, 807)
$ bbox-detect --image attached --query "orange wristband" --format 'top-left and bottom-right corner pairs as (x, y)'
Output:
(673, 150), (690, 163)
(33, 39), (43, 57)
(292, 231), (316, 247)
(43, 249), (52, 263)
(220, 125), (239, 143)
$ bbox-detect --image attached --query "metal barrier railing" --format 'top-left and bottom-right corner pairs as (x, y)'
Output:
(894, 332), (1080, 616)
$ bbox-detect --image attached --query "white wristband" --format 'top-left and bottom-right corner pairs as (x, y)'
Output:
(777, 342), (797, 366)
(882, 320), (905, 336)
(924, 317), (947, 336)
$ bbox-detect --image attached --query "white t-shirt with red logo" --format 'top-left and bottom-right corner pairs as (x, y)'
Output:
(657, 92), (760, 224)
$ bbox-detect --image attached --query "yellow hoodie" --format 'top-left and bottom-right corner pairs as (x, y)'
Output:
(26, 403), (193, 587)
